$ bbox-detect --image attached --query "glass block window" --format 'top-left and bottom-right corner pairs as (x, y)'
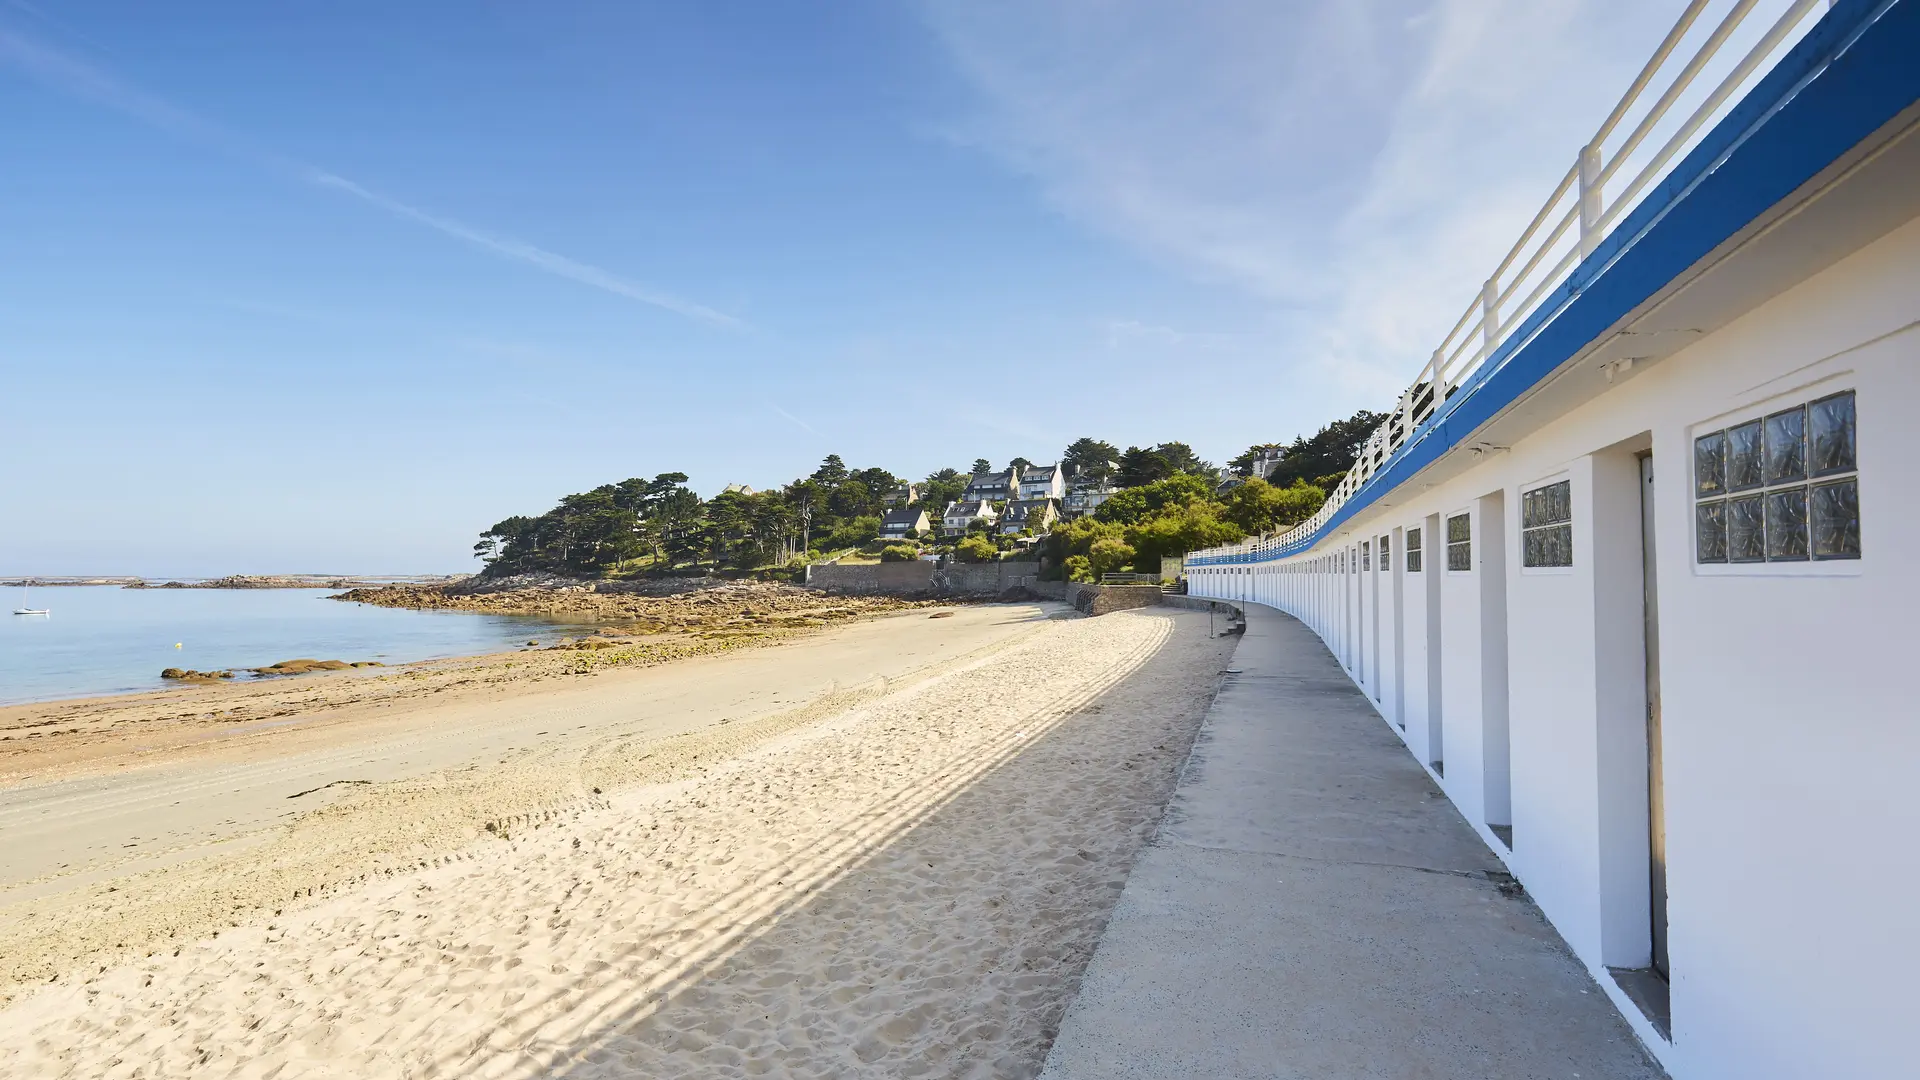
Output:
(1407, 528), (1423, 573)
(1728, 495), (1764, 562)
(1695, 430), (1726, 496)
(1695, 500), (1726, 562)
(1810, 479), (1859, 558)
(1446, 513), (1471, 572)
(1521, 480), (1573, 568)
(1728, 419), (1763, 491)
(1361, 540), (1371, 571)
(1809, 392), (1856, 476)
(1764, 407), (1805, 484)
(1695, 390), (1857, 564)
(1379, 535), (1391, 569)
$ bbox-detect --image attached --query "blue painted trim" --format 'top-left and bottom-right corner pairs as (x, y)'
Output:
(1191, 0), (1919, 567)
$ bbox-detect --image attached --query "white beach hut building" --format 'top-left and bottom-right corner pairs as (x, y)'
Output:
(1183, 3), (1920, 1077)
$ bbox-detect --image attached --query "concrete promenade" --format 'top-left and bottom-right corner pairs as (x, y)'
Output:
(1039, 603), (1665, 1079)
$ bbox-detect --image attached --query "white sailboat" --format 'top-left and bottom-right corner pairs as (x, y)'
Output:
(14, 583), (49, 616)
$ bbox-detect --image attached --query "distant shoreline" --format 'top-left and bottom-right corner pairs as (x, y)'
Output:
(1, 574), (466, 590)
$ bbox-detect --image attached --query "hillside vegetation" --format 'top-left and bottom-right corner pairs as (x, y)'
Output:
(468, 410), (1386, 581)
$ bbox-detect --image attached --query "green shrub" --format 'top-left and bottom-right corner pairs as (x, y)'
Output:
(1088, 538), (1137, 578)
(1223, 477), (1326, 533)
(955, 535), (998, 563)
(1064, 554), (1093, 583)
(880, 544), (920, 562)
(811, 514), (881, 552)
(1093, 474), (1215, 526)
(1125, 504), (1243, 571)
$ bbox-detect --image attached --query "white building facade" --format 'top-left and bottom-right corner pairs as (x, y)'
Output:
(941, 499), (997, 535)
(1184, 3), (1920, 1077)
(1017, 463), (1065, 501)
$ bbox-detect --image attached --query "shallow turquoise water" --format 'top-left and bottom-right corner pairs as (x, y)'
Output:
(0, 587), (598, 705)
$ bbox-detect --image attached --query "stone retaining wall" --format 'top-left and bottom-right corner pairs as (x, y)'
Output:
(1063, 583), (1165, 617)
(1156, 594), (1243, 618)
(804, 561), (1059, 599)
(802, 561), (933, 595)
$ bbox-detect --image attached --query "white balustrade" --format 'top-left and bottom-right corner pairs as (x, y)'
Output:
(1188, 0), (1828, 566)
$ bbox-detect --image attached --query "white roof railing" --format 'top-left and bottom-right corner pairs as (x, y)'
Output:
(1188, 0), (1829, 565)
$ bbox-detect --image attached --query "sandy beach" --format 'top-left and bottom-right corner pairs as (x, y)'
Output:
(0, 604), (1230, 1078)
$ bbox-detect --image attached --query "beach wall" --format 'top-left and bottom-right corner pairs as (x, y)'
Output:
(805, 561), (1059, 599)
(1063, 584), (1163, 617)
(804, 562), (933, 595)
(1156, 593), (1241, 619)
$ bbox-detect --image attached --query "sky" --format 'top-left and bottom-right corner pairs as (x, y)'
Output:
(0, 0), (1692, 576)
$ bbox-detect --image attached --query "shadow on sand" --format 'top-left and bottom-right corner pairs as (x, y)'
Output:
(417, 609), (1231, 1079)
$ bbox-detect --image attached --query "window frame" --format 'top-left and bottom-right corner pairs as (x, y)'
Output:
(1445, 511), (1473, 573)
(1520, 476), (1575, 574)
(1692, 385), (1860, 576)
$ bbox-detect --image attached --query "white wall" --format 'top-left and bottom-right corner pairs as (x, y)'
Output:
(1382, 527), (1403, 731)
(1476, 490), (1511, 837)
(1185, 212), (1920, 1079)
(1437, 501), (1485, 823)
(1506, 457), (1607, 958)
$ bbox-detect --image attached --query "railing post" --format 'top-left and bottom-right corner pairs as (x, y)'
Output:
(1480, 278), (1500, 355)
(1578, 142), (1604, 259)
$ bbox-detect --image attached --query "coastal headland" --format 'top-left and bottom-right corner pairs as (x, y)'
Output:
(332, 574), (916, 626)
(0, 594), (1233, 1077)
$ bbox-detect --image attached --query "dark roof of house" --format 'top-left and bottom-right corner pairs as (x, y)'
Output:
(1002, 498), (1056, 522)
(945, 500), (994, 517)
(880, 508), (926, 528)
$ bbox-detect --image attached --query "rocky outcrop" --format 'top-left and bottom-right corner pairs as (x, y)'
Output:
(251, 659), (384, 676)
(128, 576), (464, 590)
(330, 580), (928, 629)
(160, 668), (233, 681)
(443, 573), (712, 597)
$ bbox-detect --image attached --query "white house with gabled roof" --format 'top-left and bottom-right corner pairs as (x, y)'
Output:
(1016, 463), (1064, 501)
(941, 500), (997, 535)
(998, 498), (1057, 536)
(962, 468), (1019, 504)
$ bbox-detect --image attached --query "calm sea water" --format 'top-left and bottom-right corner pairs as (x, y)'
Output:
(0, 587), (600, 705)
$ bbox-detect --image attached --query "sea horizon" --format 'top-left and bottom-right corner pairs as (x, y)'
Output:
(1, 585), (597, 706)
(4, 572), (467, 586)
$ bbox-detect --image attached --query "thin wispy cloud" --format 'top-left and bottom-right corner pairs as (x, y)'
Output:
(768, 402), (823, 437)
(921, 0), (1683, 401)
(6, 0), (117, 57)
(0, 23), (737, 328)
(306, 171), (739, 328)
